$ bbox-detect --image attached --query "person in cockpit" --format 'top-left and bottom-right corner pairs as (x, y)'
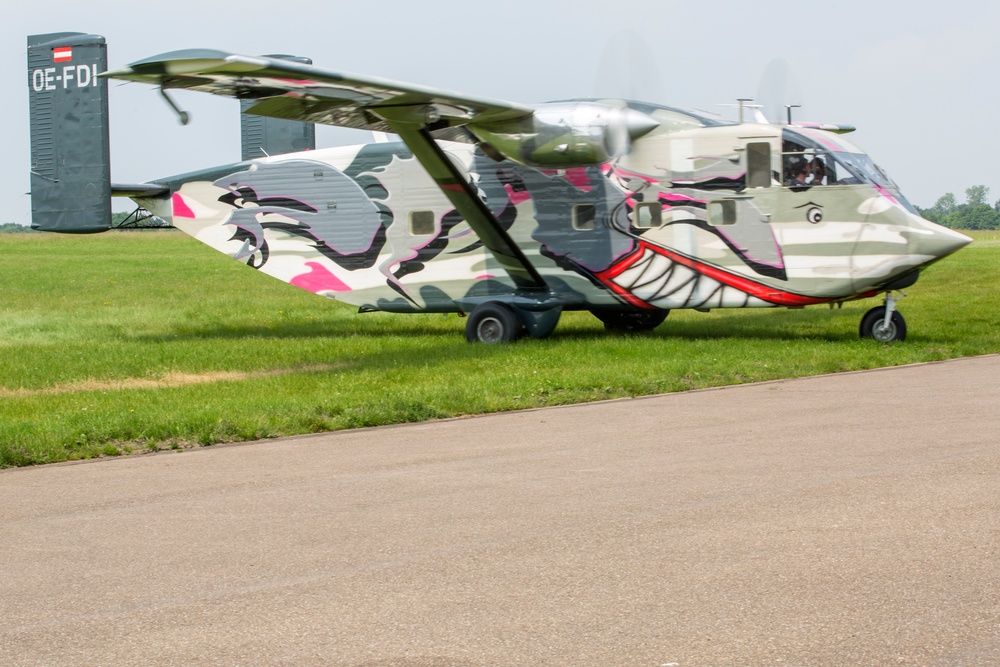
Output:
(785, 157), (809, 186)
(809, 157), (826, 186)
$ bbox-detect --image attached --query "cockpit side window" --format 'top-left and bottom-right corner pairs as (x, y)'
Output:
(782, 129), (895, 188)
(782, 136), (831, 188)
(779, 128), (918, 212)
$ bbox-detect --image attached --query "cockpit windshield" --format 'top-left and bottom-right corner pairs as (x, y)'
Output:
(782, 128), (897, 189)
(834, 152), (897, 189)
(781, 128), (919, 213)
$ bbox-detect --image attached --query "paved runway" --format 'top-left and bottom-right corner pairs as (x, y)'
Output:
(2, 356), (999, 666)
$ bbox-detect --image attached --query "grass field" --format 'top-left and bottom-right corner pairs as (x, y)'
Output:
(2, 230), (997, 467)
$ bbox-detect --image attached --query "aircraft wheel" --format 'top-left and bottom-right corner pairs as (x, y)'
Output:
(591, 308), (668, 333)
(466, 302), (523, 344)
(859, 306), (907, 342)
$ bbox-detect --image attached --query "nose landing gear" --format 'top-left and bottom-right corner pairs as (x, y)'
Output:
(859, 291), (907, 342)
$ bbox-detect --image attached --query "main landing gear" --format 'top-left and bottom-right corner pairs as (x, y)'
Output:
(464, 300), (563, 344)
(859, 291), (907, 342)
(465, 302), (523, 344)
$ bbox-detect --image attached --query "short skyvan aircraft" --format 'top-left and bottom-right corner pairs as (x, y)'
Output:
(27, 32), (971, 343)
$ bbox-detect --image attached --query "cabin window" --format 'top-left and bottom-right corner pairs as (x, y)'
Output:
(573, 204), (597, 230)
(746, 142), (772, 188)
(634, 203), (662, 229)
(409, 210), (436, 236)
(708, 200), (736, 226)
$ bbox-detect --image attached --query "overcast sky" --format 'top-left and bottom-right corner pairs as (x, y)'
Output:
(5, 1), (998, 224)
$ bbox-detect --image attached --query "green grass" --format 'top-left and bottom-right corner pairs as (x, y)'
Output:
(2, 230), (998, 467)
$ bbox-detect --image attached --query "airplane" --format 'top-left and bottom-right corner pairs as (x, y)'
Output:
(27, 32), (972, 344)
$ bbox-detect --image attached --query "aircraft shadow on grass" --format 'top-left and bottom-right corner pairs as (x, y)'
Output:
(133, 307), (861, 345)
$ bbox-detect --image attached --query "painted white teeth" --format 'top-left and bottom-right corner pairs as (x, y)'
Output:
(612, 248), (728, 308)
(615, 252), (655, 285)
(658, 263), (697, 298)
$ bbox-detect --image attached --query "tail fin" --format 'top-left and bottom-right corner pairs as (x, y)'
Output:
(28, 38), (314, 232)
(27, 32), (111, 233)
(240, 55), (316, 160)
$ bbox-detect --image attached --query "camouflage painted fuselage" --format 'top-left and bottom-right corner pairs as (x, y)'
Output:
(137, 103), (969, 317)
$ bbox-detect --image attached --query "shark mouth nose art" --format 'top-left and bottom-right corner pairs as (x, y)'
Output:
(596, 241), (830, 310)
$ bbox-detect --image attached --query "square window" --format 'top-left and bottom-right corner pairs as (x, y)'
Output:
(573, 204), (596, 230)
(634, 203), (662, 229)
(708, 200), (737, 226)
(409, 210), (436, 236)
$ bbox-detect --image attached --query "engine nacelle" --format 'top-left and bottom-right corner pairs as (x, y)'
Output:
(469, 102), (659, 168)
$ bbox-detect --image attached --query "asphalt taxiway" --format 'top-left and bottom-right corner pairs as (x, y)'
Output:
(2, 356), (999, 666)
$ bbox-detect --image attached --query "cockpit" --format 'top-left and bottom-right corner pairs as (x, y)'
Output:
(780, 128), (918, 213)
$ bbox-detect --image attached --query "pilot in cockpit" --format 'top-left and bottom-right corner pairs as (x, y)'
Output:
(809, 157), (826, 186)
(785, 157), (809, 186)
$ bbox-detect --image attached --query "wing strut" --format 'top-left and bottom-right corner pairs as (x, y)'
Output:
(384, 122), (549, 292)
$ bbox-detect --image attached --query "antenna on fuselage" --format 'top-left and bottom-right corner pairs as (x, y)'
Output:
(785, 104), (801, 125)
(736, 98), (753, 123)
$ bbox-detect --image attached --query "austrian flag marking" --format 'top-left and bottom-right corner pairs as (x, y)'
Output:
(53, 47), (72, 63)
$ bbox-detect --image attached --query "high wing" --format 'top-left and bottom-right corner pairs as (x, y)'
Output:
(103, 49), (533, 135)
(792, 121), (856, 134)
(103, 50), (550, 291)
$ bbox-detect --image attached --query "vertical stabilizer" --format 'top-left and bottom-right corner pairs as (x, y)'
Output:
(27, 32), (111, 233)
(240, 55), (316, 160)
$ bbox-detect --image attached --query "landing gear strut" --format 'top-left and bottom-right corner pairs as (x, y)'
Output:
(859, 291), (907, 342)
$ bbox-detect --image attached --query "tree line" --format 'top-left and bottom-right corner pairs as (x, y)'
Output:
(916, 185), (1000, 230)
(0, 213), (172, 233)
(0, 223), (37, 234)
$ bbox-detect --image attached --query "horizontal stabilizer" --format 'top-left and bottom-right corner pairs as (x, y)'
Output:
(111, 183), (170, 198)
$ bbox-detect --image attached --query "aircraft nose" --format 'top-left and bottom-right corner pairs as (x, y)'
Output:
(922, 224), (972, 259)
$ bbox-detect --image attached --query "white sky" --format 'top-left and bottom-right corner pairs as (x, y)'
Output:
(5, 1), (998, 224)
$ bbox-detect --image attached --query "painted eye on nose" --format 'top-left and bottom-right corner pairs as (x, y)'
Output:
(807, 207), (823, 224)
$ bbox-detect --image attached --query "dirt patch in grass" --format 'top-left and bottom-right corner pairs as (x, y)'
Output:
(0, 364), (342, 397)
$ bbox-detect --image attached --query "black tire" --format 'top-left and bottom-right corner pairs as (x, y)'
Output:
(859, 306), (907, 342)
(591, 308), (668, 333)
(465, 302), (523, 344)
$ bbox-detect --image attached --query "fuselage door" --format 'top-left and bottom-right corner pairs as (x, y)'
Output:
(738, 136), (780, 225)
(704, 136), (784, 279)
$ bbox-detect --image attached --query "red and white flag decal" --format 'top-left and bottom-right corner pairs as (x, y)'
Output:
(53, 47), (72, 63)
